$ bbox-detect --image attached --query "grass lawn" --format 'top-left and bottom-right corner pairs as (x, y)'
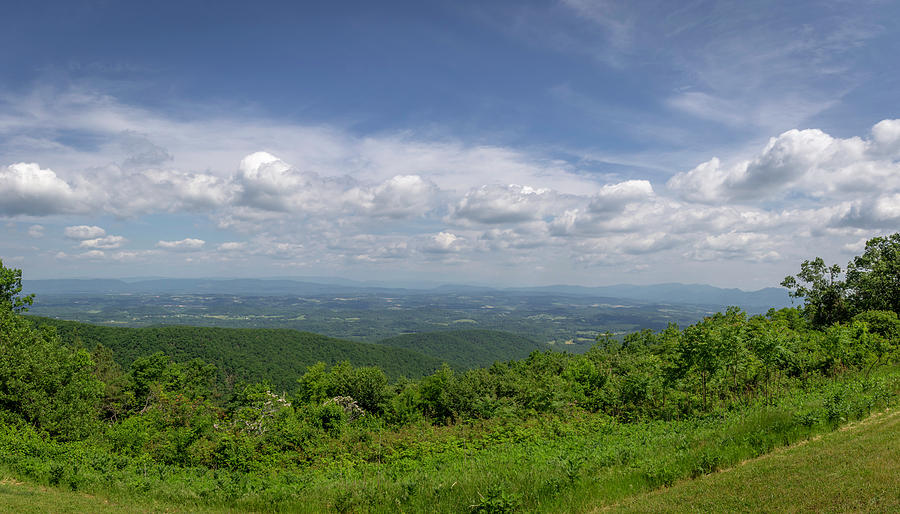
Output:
(0, 474), (226, 514)
(604, 408), (900, 513)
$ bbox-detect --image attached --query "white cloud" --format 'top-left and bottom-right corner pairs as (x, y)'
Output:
(65, 225), (106, 240)
(829, 194), (900, 229)
(667, 120), (900, 204)
(234, 151), (304, 211)
(452, 184), (556, 224)
(422, 232), (464, 254)
(55, 250), (106, 260)
(3, 86), (899, 288)
(688, 232), (781, 262)
(588, 180), (654, 213)
(343, 175), (437, 219)
(0, 162), (84, 216)
(478, 224), (552, 251)
(157, 238), (205, 251)
(217, 241), (247, 252)
(79, 235), (126, 249)
(351, 241), (410, 263)
(27, 224), (44, 238)
(871, 119), (900, 155)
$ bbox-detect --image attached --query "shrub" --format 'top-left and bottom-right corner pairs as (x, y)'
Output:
(0, 309), (102, 440)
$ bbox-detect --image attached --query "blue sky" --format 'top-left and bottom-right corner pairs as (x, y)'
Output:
(1, 0), (899, 288)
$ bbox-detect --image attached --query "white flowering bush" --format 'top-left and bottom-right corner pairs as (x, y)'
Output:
(224, 389), (292, 435)
(323, 395), (365, 421)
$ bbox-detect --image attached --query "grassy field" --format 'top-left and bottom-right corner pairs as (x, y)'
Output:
(605, 408), (900, 513)
(0, 475), (169, 513)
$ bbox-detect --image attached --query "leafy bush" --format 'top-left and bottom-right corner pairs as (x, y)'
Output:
(0, 309), (102, 440)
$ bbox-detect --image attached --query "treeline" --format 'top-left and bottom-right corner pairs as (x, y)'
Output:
(782, 233), (900, 327)
(26, 319), (444, 391)
(25, 319), (547, 391)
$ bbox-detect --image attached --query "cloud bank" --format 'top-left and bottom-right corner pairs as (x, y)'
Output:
(1, 90), (897, 287)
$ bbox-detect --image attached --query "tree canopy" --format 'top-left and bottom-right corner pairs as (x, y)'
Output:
(0, 258), (34, 313)
(782, 232), (900, 327)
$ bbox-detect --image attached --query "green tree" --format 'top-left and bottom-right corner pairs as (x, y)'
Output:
(677, 322), (721, 411)
(781, 257), (849, 327)
(747, 317), (790, 403)
(0, 261), (101, 439)
(0, 258), (34, 313)
(845, 233), (900, 315)
(92, 343), (129, 420)
(851, 310), (900, 380)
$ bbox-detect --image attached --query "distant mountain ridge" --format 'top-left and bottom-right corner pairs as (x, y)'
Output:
(25, 278), (792, 310)
(507, 283), (792, 310)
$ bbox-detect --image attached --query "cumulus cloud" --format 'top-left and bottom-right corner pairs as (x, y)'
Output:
(65, 225), (106, 240)
(588, 180), (654, 214)
(0, 162), (84, 216)
(343, 175), (437, 219)
(157, 238), (205, 251)
(688, 232), (781, 262)
(234, 152), (302, 211)
(138, 168), (231, 212)
(829, 194), (900, 229)
(478, 224), (551, 251)
(452, 184), (556, 224)
(871, 119), (900, 155)
(422, 232), (464, 254)
(667, 120), (900, 204)
(5, 86), (899, 286)
(548, 185), (667, 237)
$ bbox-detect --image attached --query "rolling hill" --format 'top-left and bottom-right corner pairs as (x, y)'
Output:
(28, 317), (443, 391)
(376, 329), (547, 369)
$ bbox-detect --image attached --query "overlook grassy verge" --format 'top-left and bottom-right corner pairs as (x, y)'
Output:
(607, 407), (900, 513)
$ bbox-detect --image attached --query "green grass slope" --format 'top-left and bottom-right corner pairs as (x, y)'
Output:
(28, 317), (442, 390)
(606, 408), (900, 513)
(0, 474), (204, 514)
(376, 328), (546, 369)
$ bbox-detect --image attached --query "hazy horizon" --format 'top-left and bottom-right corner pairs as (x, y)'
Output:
(22, 274), (789, 295)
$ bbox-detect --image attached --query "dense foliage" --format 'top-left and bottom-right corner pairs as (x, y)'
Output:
(27, 318), (443, 391)
(0, 258), (33, 313)
(376, 329), (544, 370)
(783, 232), (900, 327)
(1, 235), (899, 511)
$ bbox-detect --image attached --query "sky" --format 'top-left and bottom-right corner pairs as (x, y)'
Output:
(1, 0), (899, 289)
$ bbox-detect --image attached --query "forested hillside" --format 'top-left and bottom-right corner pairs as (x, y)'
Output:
(28, 318), (443, 390)
(376, 329), (545, 369)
